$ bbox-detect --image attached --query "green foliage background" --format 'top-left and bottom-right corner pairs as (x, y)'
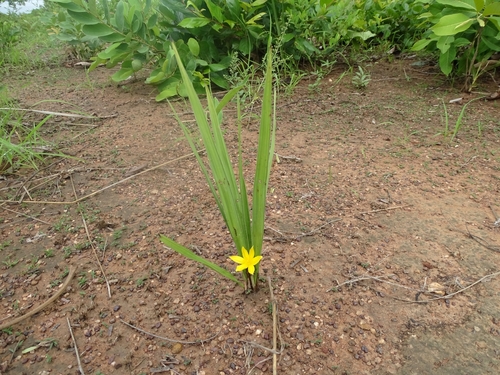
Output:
(40, 0), (428, 100)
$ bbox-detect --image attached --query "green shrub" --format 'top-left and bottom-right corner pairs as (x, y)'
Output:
(412, 0), (500, 91)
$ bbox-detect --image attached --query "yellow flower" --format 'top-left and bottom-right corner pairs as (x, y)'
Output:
(229, 246), (262, 275)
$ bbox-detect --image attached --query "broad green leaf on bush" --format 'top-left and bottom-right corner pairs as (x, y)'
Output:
(412, 38), (433, 51)
(67, 10), (100, 25)
(100, 32), (125, 42)
(187, 38), (200, 56)
(346, 30), (375, 41)
(437, 35), (454, 53)
(474, 0), (484, 12)
(436, 0), (476, 11)
(112, 66), (133, 81)
(226, 0), (241, 17)
(204, 0), (224, 23)
(156, 78), (180, 101)
(82, 23), (115, 36)
(178, 17), (211, 28)
(114, 1), (125, 31)
(51, 0), (85, 12)
(484, 2), (500, 16)
(482, 34), (500, 50)
(432, 13), (475, 36)
(438, 45), (457, 75)
(160, 235), (243, 287)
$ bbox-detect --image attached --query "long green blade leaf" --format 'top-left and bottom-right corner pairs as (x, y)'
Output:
(251, 45), (275, 259)
(160, 235), (243, 286)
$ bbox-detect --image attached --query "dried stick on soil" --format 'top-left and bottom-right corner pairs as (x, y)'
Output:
(0, 150), (203, 205)
(328, 274), (422, 293)
(70, 176), (112, 298)
(407, 270), (500, 303)
(328, 270), (500, 304)
(267, 276), (278, 375)
(67, 317), (85, 375)
(0, 107), (116, 119)
(2, 206), (51, 225)
(357, 205), (411, 215)
(119, 319), (219, 344)
(0, 266), (76, 330)
(491, 204), (500, 226)
(465, 224), (500, 253)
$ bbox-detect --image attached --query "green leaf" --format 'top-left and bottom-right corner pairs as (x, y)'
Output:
(112, 67), (134, 82)
(67, 10), (100, 25)
(346, 30), (376, 41)
(155, 78), (180, 100)
(484, 2), (500, 16)
(147, 13), (158, 29)
(432, 14), (475, 36)
(99, 32), (125, 42)
(412, 38), (433, 51)
(102, 0), (110, 22)
(50, 0), (85, 12)
(226, 0), (241, 17)
(436, 35), (454, 53)
(474, 0), (484, 12)
(160, 235), (243, 286)
(245, 12), (266, 25)
(115, 0), (125, 31)
(82, 23), (116, 36)
(146, 71), (165, 84)
(251, 43), (275, 282)
(438, 45), (457, 75)
(208, 63), (227, 72)
(210, 72), (229, 89)
(187, 38), (200, 56)
(250, 0), (267, 7)
(204, 0), (224, 23)
(481, 34), (500, 50)
(88, 0), (97, 14)
(216, 85), (243, 113)
(178, 17), (211, 28)
(436, 0), (476, 11)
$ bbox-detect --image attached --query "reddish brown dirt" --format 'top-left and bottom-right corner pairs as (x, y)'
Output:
(1, 59), (500, 375)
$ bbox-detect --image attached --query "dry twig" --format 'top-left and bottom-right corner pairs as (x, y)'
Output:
(119, 319), (219, 344)
(328, 270), (500, 304)
(67, 317), (85, 375)
(70, 176), (112, 298)
(0, 266), (76, 330)
(0, 150), (203, 205)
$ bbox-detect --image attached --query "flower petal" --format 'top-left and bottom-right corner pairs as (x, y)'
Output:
(236, 264), (247, 272)
(229, 255), (244, 264)
(241, 246), (249, 258)
(247, 264), (255, 275)
(250, 255), (263, 266)
(248, 246), (255, 258)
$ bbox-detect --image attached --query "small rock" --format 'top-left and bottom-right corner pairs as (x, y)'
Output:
(476, 341), (487, 349)
(171, 343), (183, 354)
(358, 323), (372, 331)
(113, 305), (121, 312)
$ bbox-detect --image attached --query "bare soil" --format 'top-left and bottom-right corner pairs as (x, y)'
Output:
(1, 58), (500, 375)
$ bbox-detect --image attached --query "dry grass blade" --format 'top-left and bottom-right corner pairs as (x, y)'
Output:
(67, 317), (85, 375)
(70, 176), (111, 298)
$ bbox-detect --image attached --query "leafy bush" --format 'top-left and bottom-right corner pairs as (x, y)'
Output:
(41, 7), (105, 61)
(47, 0), (428, 99)
(412, 0), (500, 91)
(0, 16), (22, 64)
